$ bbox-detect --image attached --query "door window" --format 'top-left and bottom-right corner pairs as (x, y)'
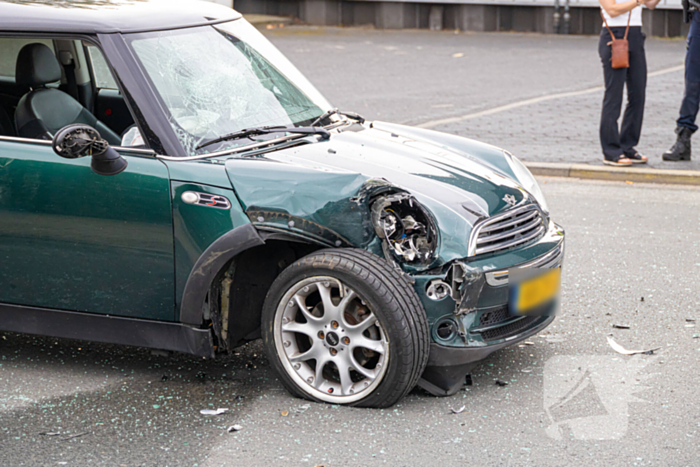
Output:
(86, 44), (118, 90)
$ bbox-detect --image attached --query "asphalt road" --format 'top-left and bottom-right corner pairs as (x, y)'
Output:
(1, 177), (699, 467)
(265, 27), (696, 170)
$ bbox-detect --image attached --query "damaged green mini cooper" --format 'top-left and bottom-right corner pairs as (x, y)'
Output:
(0, 0), (564, 407)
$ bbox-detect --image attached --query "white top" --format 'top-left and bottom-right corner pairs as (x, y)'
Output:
(601, 3), (643, 27)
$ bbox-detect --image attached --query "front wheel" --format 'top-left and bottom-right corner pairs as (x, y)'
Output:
(261, 249), (429, 408)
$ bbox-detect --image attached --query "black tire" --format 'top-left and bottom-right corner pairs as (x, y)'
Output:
(261, 248), (430, 408)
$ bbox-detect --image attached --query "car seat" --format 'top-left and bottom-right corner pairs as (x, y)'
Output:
(14, 43), (121, 145)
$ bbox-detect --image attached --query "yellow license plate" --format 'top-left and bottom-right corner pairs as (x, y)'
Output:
(511, 268), (561, 314)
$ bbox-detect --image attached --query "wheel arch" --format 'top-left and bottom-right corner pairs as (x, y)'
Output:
(178, 224), (327, 348)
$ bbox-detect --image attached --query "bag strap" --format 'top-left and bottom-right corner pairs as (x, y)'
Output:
(601, 10), (616, 42)
(601, 8), (633, 42)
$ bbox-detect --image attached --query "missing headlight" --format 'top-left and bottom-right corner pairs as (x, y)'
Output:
(370, 192), (437, 265)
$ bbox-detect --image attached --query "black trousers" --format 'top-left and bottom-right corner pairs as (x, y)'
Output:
(677, 12), (700, 132)
(598, 27), (647, 160)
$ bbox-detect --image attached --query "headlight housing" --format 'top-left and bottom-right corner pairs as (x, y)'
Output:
(370, 191), (438, 265)
(505, 151), (549, 213)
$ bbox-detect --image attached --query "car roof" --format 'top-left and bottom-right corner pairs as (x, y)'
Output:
(0, 0), (242, 35)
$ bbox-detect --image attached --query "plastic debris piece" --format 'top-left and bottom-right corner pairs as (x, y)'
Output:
(450, 405), (466, 414)
(692, 333), (699, 339)
(686, 318), (696, 322)
(296, 404), (311, 413)
(521, 368), (533, 373)
(495, 380), (508, 387)
(625, 180), (634, 185)
(452, 53), (464, 58)
(200, 408), (229, 416)
(60, 432), (88, 441)
(227, 425), (243, 433)
(523, 341), (534, 345)
(607, 336), (660, 356)
(39, 432), (61, 436)
(640, 297), (644, 302)
(281, 410), (289, 417)
(612, 324), (630, 329)
(685, 324), (695, 328)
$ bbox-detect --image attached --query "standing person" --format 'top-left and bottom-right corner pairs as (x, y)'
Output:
(663, 10), (700, 161)
(598, 0), (659, 166)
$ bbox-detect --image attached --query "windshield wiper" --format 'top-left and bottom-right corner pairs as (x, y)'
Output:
(196, 125), (330, 150)
(311, 108), (365, 127)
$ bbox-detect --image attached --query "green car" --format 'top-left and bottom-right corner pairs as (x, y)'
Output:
(0, 0), (564, 407)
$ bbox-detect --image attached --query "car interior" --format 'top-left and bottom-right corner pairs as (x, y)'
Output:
(0, 37), (137, 146)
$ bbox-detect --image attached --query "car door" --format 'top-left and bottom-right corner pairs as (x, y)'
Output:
(0, 138), (175, 321)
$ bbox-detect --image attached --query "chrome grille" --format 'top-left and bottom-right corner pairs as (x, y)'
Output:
(469, 205), (546, 256)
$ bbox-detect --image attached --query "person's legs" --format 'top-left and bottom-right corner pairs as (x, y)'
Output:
(665, 13), (700, 161)
(677, 15), (700, 132)
(620, 28), (647, 160)
(599, 28), (628, 161)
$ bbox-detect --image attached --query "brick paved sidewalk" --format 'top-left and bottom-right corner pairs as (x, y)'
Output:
(433, 68), (700, 171)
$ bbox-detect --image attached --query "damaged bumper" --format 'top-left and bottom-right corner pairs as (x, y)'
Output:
(414, 221), (565, 396)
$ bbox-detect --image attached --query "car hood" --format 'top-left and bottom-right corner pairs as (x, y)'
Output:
(224, 123), (535, 270)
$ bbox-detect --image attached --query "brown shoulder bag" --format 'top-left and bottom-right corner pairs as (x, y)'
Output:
(601, 10), (631, 69)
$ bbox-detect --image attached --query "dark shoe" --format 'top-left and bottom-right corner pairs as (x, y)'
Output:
(603, 155), (633, 167)
(625, 150), (648, 164)
(662, 126), (692, 161)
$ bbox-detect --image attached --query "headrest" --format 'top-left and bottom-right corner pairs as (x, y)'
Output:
(16, 43), (62, 87)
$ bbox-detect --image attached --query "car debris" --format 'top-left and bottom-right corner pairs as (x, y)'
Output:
(200, 408), (229, 416)
(686, 318), (696, 322)
(281, 410), (289, 417)
(227, 425), (243, 433)
(60, 432), (89, 441)
(612, 324), (631, 329)
(296, 404), (311, 413)
(450, 405), (467, 414)
(495, 380), (508, 387)
(606, 336), (660, 356)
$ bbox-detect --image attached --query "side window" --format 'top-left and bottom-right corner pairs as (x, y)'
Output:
(86, 45), (118, 90)
(0, 38), (54, 80)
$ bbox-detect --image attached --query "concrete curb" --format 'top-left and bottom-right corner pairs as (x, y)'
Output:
(525, 161), (700, 186)
(244, 14), (293, 28)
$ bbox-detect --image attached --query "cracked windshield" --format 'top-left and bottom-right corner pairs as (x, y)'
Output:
(127, 20), (329, 155)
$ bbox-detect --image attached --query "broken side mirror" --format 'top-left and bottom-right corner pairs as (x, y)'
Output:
(52, 124), (128, 176)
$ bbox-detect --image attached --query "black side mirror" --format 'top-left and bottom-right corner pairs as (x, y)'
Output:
(52, 124), (128, 176)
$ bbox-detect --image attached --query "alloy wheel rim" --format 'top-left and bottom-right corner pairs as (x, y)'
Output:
(273, 276), (389, 403)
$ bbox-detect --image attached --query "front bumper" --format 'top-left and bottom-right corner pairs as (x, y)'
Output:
(413, 221), (564, 396)
(418, 315), (554, 396)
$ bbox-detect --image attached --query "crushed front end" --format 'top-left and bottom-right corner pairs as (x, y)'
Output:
(412, 210), (565, 396)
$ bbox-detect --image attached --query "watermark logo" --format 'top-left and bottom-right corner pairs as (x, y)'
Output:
(543, 355), (655, 440)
